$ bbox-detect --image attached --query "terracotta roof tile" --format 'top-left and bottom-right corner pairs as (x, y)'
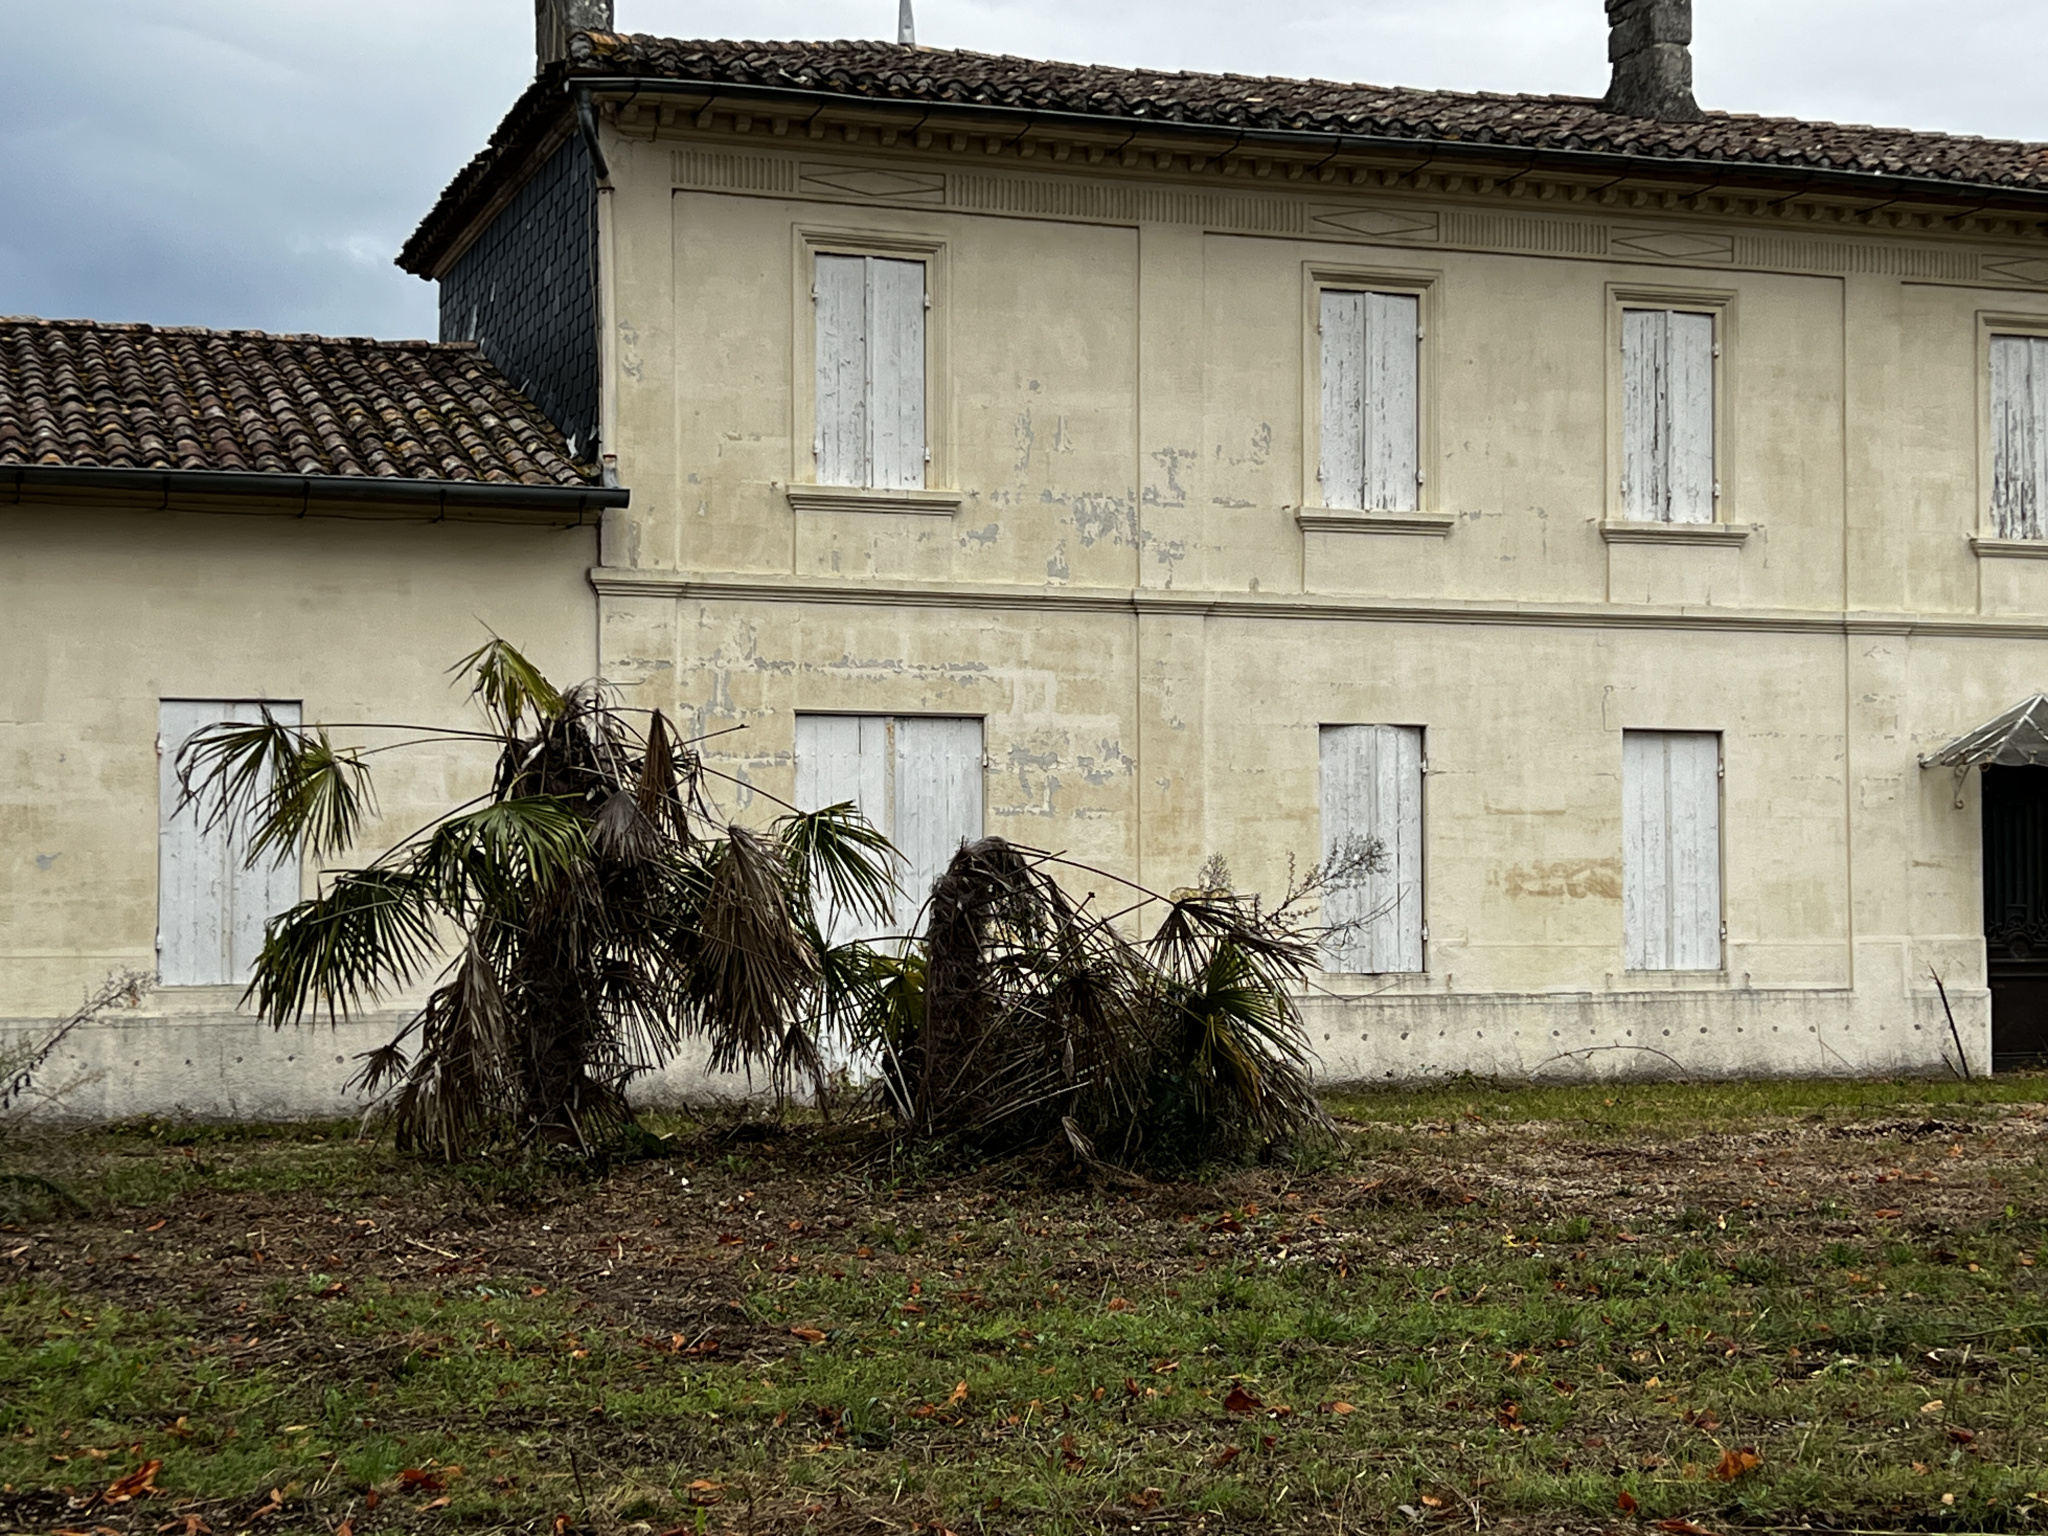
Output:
(582, 35), (2048, 190)
(0, 318), (598, 487)
(404, 36), (2048, 276)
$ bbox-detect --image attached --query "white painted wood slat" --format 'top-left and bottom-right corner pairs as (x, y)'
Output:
(158, 700), (302, 986)
(1319, 724), (1424, 974)
(794, 713), (891, 946)
(1623, 309), (1715, 524)
(1364, 292), (1420, 513)
(1992, 334), (2048, 540)
(893, 717), (983, 935)
(1319, 290), (1365, 510)
(814, 253), (868, 487)
(1622, 730), (1720, 971)
(867, 257), (927, 490)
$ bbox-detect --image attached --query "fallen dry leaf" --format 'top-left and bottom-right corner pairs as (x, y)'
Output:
(1655, 1521), (1718, 1536)
(1209, 1445), (1242, 1468)
(946, 1380), (969, 1407)
(1873, 1208), (1904, 1219)
(1223, 1385), (1264, 1414)
(1709, 1447), (1762, 1481)
(102, 1459), (163, 1503)
(789, 1326), (827, 1343)
(687, 1479), (725, 1506)
(1127, 1487), (1164, 1511)
(1617, 1490), (1639, 1514)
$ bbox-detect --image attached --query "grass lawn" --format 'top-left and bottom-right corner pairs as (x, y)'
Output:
(2, 1072), (2046, 1535)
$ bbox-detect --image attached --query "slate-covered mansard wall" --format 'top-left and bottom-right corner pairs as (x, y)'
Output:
(439, 136), (599, 461)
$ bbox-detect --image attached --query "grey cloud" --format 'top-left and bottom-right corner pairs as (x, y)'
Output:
(2, 0), (2044, 339)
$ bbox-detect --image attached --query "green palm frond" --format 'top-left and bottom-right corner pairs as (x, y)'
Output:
(177, 713), (375, 866)
(779, 803), (899, 925)
(249, 868), (446, 1025)
(455, 636), (564, 737)
(412, 796), (590, 910)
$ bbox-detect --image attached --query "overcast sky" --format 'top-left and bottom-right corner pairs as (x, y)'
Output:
(3, 1), (2045, 341)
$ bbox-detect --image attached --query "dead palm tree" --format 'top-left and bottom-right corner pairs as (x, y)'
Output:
(177, 639), (894, 1158)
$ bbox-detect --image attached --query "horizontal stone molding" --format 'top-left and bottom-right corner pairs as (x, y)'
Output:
(1296, 508), (1455, 537)
(784, 485), (963, 516)
(1600, 519), (1754, 546)
(1970, 535), (2048, 560)
(589, 565), (2048, 639)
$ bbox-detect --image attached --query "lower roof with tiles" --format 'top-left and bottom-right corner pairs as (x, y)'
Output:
(0, 318), (601, 491)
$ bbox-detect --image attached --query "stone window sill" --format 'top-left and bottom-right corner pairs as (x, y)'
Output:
(1599, 520), (1753, 546)
(1295, 508), (1455, 537)
(785, 485), (961, 516)
(1970, 535), (2048, 560)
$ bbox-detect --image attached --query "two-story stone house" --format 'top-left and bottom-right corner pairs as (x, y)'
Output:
(12, 0), (2048, 1116)
(387, 0), (2048, 1083)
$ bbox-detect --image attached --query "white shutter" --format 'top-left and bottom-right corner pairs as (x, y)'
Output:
(867, 257), (927, 491)
(794, 714), (981, 942)
(1992, 334), (2048, 540)
(1666, 311), (1715, 524)
(795, 714), (891, 944)
(1623, 730), (1721, 971)
(1319, 724), (1424, 974)
(814, 253), (868, 487)
(1623, 308), (1715, 524)
(1319, 291), (1365, 510)
(1364, 292), (1420, 513)
(892, 717), (983, 936)
(158, 699), (302, 986)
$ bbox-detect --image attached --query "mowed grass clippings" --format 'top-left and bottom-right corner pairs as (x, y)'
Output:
(0, 1078), (2042, 1536)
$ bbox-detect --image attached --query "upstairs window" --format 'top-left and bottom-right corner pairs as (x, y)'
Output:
(157, 700), (302, 986)
(1319, 724), (1425, 974)
(1622, 730), (1722, 972)
(1319, 289), (1420, 512)
(1621, 308), (1716, 523)
(795, 714), (982, 941)
(1991, 333), (2048, 539)
(814, 253), (927, 490)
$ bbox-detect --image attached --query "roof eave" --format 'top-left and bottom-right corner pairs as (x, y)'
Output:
(5, 464), (628, 527)
(575, 71), (2048, 212)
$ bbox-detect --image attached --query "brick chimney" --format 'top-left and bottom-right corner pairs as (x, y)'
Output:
(1602, 0), (1703, 121)
(536, 0), (613, 68)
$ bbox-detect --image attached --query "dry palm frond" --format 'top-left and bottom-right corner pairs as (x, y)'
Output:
(859, 836), (1332, 1173)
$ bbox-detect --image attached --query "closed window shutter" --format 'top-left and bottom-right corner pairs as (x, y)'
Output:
(1320, 290), (1418, 512)
(794, 713), (891, 945)
(1319, 724), (1424, 974)
(1992, 334), (2048, 540)
(796, 714), (980, 942)
(158, 700), (302, 986)
(867, 257), (927, 490)
(814, 253), (869, 487)
(1364, 292), (1420, 512)
(1623, 730), (1721, 971)
(892, 716), (982, 934)
(1623, 308), (1715, 523)
(1319, 291), (1366, 509)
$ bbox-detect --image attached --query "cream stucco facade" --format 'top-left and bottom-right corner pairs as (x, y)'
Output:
(0, 493), (604, 1117)
(564, 103), (2048, 1083)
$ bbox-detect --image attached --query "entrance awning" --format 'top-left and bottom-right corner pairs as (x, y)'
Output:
(1921, 695), (2048, 769)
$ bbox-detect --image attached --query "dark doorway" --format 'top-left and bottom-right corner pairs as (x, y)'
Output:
(1982, 765), (2048, 1070)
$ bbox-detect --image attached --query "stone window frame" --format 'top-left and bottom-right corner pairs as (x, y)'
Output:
(1297, 260), (1446, 535)
(1974, 306), (2048, 559)
(1603, 282), (1741, 539)
(788, 224), (958, 516)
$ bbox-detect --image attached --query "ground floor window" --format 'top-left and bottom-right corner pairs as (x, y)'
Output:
(156, 699), (302, 986)
(1319, 723), (1424, 974)
(1622, 729), (1722, 971)
(794, 714), (984, 941)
